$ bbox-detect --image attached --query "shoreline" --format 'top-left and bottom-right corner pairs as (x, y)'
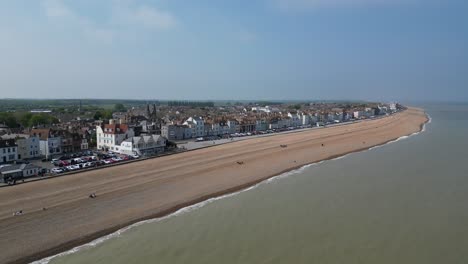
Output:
(0, 108), (429, 264)
(32, 112), (431, 264)
(0, 112), (396, 188)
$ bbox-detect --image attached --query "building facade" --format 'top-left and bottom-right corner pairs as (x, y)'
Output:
(119, 135), (167, 156)
(184, 117), (205, 138)
(31, 129), (62, 157)
(161, 124), (191, 140)
(96, 120), (135, 151)
(0, 139), (18, 164)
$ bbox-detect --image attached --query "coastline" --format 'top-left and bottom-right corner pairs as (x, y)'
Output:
(0, 108), (429, 264)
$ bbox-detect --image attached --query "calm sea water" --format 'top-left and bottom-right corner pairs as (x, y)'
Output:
(46, 103), (468, 264)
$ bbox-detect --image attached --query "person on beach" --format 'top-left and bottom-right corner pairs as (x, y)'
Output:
(89, 193), (97, 198)
(13, 210), (23, 216)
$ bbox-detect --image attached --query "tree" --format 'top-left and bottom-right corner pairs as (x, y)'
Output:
(0, 113), (18, 128)
(103, 110), (114, 119)
(94, 109), (114, 120)
(89, 131), (97, 148)
(114, 104), (127, 112)
(93, 111), (103, 120)
(288, 104), (301, 110)
(18, 113), (33, 127)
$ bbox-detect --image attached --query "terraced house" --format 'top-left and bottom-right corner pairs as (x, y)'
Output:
(0, 139), (18, 164)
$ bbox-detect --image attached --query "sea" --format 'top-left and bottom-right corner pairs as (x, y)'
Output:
(40, 103), (468, 264)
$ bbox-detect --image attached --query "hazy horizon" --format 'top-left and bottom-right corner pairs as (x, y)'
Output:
(1, 0), (467, 101)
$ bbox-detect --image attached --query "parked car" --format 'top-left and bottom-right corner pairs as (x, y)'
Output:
(66, 165), (80, 171)
(112, 157), (123, 162)
(59, 160), (70, 167)
(51, 168), (63, 174)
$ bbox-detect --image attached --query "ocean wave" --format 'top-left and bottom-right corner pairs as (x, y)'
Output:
(33, 113), (432, 264)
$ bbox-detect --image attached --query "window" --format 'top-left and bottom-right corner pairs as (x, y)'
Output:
(2, 149), (4, 154)
(8, 148), (10, 153)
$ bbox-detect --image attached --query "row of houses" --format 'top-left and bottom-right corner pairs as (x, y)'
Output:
(0, 127), (92, 164)
(160, 106), (390, 141)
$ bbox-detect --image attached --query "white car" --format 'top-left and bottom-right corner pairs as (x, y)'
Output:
(67, 165), (80, 171)
(112, 157), (123, 162)
(130, 154), (140, 159)
(51, 168), (63, 174)
(82, 162), (93, 168)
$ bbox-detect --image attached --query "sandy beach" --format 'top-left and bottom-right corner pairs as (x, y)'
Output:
(0, 108), (428, 264)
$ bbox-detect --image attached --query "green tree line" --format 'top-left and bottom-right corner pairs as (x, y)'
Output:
(0, 112), (59, 128)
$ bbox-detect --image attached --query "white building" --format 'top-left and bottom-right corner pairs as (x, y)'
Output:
(39, 137), (61, 157)
(287, 112), (302, 127)
(96, 119), (135, 152)
(184, 117), (205, 138)
(353, 111), (366, 119)
(301, 114), (310, 126)
(119, 135), (166, 156)
(227, 120), (240, 134)
(251, 105), (280, 113)
(30, 129), (62, 158)
(0, 139), (18, 164)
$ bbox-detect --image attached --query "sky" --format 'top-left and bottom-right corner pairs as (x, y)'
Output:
(0, 0), (467, 102)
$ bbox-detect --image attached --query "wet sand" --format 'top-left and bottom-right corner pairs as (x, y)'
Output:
(0, 108), (428, 264)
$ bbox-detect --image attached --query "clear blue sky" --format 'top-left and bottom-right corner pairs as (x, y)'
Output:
(0, 0), (466, 102)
